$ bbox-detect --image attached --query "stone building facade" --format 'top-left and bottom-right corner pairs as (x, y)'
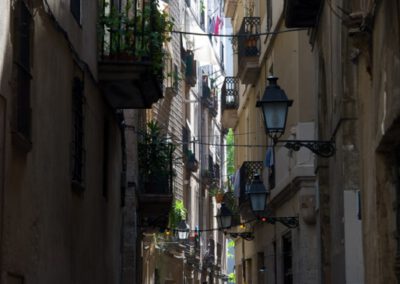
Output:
(222, 0), (323, 282)
(137, 0), (228, 283)
(313, 1), (400, 283)
(223, 0), (400, 284)
(0, 0), (128, 283)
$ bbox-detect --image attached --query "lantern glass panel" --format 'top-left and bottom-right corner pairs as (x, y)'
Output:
(178, 230), (189, 240)
(221, 215), (232, 229)
(250, 192), (267, 212)
(262, 101), (288, 132)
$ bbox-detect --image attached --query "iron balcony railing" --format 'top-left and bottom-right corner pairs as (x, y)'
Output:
(184, 50), (197, 86)
(238, 17), (261, 59)
(221, 77), (239, 111)
(239, 161), (264, 205)
(98, 0), (166, 80)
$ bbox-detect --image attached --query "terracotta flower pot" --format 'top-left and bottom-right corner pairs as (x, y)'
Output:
(215, 193), (224, 203)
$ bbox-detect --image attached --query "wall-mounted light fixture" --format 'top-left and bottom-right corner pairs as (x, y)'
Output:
(247, 174), (299, 229)
(256, 76), (335, 158)
(216, 203), (233, 229)
(176, 220), (190, 240)
(224, 231), (255, 241)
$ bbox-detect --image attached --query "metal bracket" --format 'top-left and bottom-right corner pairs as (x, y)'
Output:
(265, 217), (299, 229)
(224, 231), (255, 241)
(279, 140), (336, 158)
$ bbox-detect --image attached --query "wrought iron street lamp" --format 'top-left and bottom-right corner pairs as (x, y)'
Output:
(224, 231), (255, 241)
(216, 203), (233, 229)
(256, 76), (293, 142)
(247, 175), (299, 228)
(247, 174), (268, 213)
(176, 220), (190, 240)
(256, 76), (335, 157)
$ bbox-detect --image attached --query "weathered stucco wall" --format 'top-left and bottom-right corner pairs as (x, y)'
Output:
(359, 1), (400, 283)
(0, 1), (124, 283)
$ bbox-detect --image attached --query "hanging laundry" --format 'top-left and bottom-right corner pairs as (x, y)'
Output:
(264, 147), (275, 190)
(233, 168), (241, 197)
(214, 16), (221, 35)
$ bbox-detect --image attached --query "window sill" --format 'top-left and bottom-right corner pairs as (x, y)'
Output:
(11, 130), (32, 153)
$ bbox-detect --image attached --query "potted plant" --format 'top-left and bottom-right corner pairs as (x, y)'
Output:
(209, 188), (225, 203)
(223, 190), (240, 226)
(201, 169), (213, 184)
(138, 120), (176, 194)
(168, 200), (187, 229)
(98, 0), (174, 77)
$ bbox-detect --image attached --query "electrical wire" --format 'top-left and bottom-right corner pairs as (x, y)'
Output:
(127, 125), (274, 148)
(165, 217), (259, 233)
(172, 27), (308, 38)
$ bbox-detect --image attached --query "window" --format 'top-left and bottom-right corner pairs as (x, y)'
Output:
(70, 0), (81, 24)
(257, 252), (265, 284)
(245, 258), (252, 284)
(282, 233), (293, 284)
(13, 0), (32, 141)
(266, 0), (272, 31)
(102, 119), (109, 199)
(71, 76), (85, 189)
(273, 241), (277, 284)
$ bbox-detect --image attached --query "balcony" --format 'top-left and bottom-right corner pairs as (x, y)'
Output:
(284, 0), (322, 28)
(238, 161), (264, 221)
(237, 17), (261, 85)
(201, 77), (218, 116)
(221, 77), (239, 129)
(98, 1), (171, 108)
(224, 0), (237, 18)
(137, 121), (174, 229)
(137, 171), (173, 229)
(184, 50), (197, 87)
(202, 92), (218, 117)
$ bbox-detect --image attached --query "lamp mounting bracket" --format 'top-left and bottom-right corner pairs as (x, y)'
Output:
(277, 139), (336, 158)
(263, 216), (299, 228)
(224, 231), (255, 241)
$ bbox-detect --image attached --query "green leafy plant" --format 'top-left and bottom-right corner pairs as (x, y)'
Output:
(166, 70), (182, 91)
(223, 190), (239, 217)
(209, 187), (224, 197)
(228, 272), (236, 283)
(168, 200), (187, 229)
(200, 0), (205, 13)
(99, 0), (174, 77)
(226, 129), (235, 176)
(138, 120), (175, 192)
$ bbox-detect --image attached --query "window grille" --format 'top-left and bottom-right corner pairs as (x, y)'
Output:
(14, 0), (32, 139)
(70, 0), (81, 24)
(221, 77), (239, 111)
(71, 77), (85, 187)
(267, 0), (272, 31)
(283, 232), (293, 284)
(182, 126), (190, 154)
(102, 119), (109, 199)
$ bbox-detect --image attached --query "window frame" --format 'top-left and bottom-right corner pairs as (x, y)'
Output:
(282, 232), (293, 284)
(71, 76), (86, 191)
(12, 0), (33, 147)
(70, 0), (81, 25)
